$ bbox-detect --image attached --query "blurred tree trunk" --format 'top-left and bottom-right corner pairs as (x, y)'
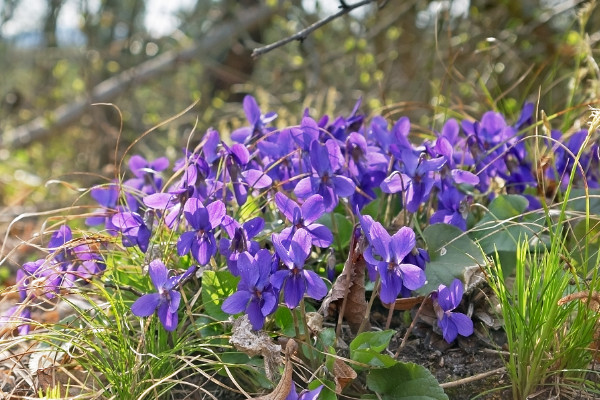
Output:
(208, 0), (265, 102)
(43, 0), (64, 47)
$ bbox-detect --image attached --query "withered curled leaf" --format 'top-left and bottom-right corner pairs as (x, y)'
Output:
(319, 229), (370, 334)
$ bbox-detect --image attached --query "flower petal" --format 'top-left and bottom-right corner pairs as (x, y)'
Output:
(275, 193), (299, 222)
(143, 193), (173, 209)
(451, 169), (479, 185)
(271, 269), (290, 290)
(390, 227), (416, 262)
(305, 224), (333, 248)
(289, 229), (312, 268)
(222, 291), (252, 314)
(243, 217), (265, 239)
(294, 177), (315, 199)
(398, 263), (426, 290)
(449, 312), (474, 337)
(177, 231), (196, 256)
(332, 175), (356, 197)
(300, 194), (325, 224)
(303, 270), (327, 300)
(246, 299), (265, 330)
(131, 293), (160, 317)
(272, 233), (294, 267)
(206, 200), (226, 228)
(283, 274), (305, 308)
(369, 222), (391, 262)
(243, 169), (272, 189)
(157, 302), (178, 331)
(148, 260), (168, 289)
(238, 251), (258, 286)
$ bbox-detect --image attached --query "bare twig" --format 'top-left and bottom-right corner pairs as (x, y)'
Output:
(394, 294), (429, 357)
(252, 0), (379, 58)
(439, 367), (506, 389)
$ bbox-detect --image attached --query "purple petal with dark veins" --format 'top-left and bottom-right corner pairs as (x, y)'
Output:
(398, 263), (426, 290)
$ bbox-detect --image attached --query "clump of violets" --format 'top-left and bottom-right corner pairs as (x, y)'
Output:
(431, 279), (474, 343)
(131, 259), (195, 331)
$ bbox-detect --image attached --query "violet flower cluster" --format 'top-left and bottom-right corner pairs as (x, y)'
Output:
(6, 94), (597, 342)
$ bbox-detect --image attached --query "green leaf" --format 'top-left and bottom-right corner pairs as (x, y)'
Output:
(317, 212), (354, 249)
(201, 271), (239, 320)
(470, 194), (544, 255)
(350, 330), (397, 369)
(319, 327), (337, 349)
(566, 189), (600, 214)
(352, 350), (397, 368)
(309, 379), (337, 400)
(367, 362), (448, 400)
(417, 223), (485, 295)
(350, 330), (395, 353)
(273, 307), (301, 337)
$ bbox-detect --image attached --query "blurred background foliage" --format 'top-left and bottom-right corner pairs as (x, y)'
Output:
(0, 0), (599, 272)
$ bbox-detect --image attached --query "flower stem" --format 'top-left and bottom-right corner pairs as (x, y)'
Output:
(299, 298), (317, 367)
(330, 212), (343, 257)
(357, 276), (380, 336)
(394, 295), (429, 358)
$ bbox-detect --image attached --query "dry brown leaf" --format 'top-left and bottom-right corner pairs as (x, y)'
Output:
(319, 231), (370, 334)
(558, 290), (600, 360)
(333, 358), (357, 394)
(252, 339), (297, 400)
(229, 315), (282, 380)
(382, 295), (426, 311)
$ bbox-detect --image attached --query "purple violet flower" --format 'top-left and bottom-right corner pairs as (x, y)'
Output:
(48, 225), (106, 286)
(85, 183), (120, 234)
(294, 139), (355, 212)
(131, 260), (194, 331)
(271, 229), (327, 309)
(381, 148), (446, 213)
(124, 155), (169, 209)
(230, 95), (277, 144)
(432, 279), (473, 343)
(430, 187), (470, 231)
(143, 176), (196, 229)
(275, 193), (333, 248)
(364, 222), (426, 304)
(112, 211), (152, 253)
(219, 215), (264, 276)
(177, 198), (225, 265)
(286, 383), (324, 400)
(1, 270), (31, 335)
(221, 250), (279, 330)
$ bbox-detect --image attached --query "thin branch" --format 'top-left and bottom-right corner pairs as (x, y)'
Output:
(252, 0), (379, 58)
(439, 367), (506, 389)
